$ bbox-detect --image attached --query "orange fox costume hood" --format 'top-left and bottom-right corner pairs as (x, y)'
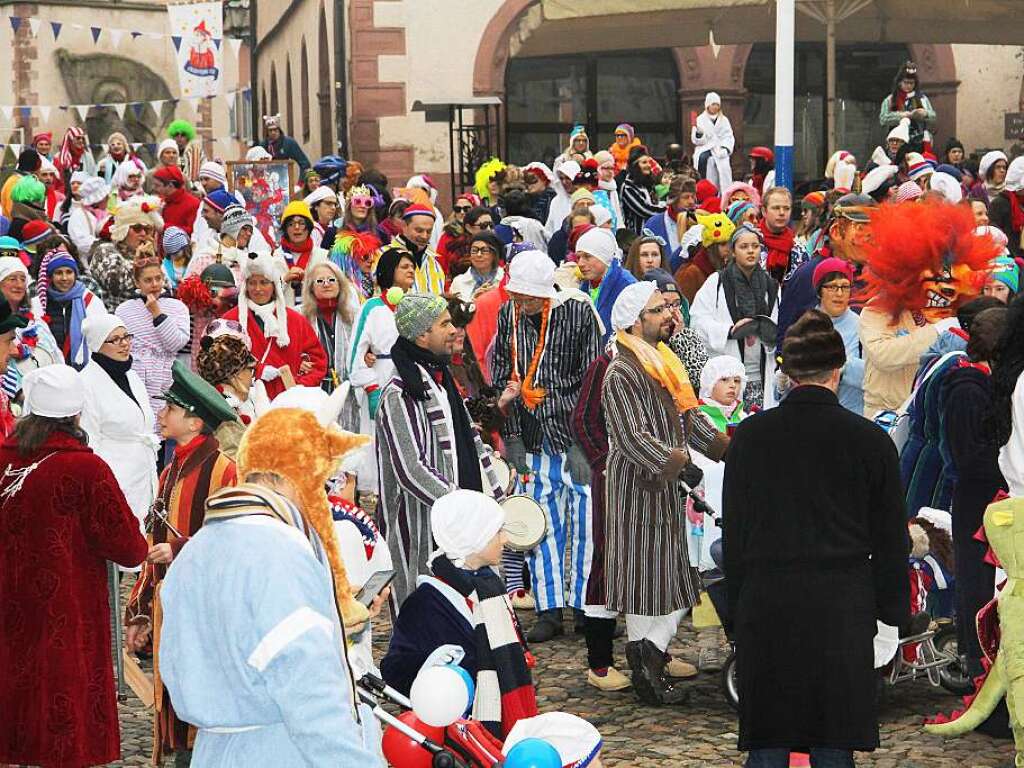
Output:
(236, 408), (371, 628)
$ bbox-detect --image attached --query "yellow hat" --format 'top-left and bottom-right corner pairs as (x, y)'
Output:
(697, 211), (736, 249)
(280, 199), (313, 225)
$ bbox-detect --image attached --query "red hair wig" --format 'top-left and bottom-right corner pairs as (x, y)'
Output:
(856, 200), (998, 320)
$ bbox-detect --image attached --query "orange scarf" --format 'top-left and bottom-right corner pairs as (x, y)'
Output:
(615, 330), (698, 413)
(510, 300), (551, 410)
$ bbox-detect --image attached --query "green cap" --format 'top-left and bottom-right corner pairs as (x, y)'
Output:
(160, 360), (239, 429)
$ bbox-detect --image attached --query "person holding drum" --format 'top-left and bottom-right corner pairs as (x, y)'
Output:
(380, 489), (539, 738)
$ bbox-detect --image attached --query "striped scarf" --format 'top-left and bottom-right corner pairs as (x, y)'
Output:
(430, 554), (537, 738)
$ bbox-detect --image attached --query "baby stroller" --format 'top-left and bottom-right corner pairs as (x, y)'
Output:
(358, 673), (504, 768)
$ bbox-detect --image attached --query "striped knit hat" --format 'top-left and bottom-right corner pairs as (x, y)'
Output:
(905, 153), (935, 182)
(162, 226), (190, 256)
(894, 181), (923, 204)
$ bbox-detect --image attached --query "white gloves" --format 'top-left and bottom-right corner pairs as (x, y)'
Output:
(260, 364), (281, 382)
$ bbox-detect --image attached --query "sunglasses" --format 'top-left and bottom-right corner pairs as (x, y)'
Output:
(130, 224), (154, 234)
(474, 221), (494, 230)
(350, 196), (373, 207)
(314, 277), (338, 286)
(454, 205), (472, 213)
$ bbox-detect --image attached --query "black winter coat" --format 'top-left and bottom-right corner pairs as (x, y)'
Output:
(722, 385), (910, 752)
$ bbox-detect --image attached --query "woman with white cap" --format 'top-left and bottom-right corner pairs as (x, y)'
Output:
(67, 176), (110, 257)
(692, 92), (735, 190)
(305, 185), (341, 250)
(79, 312), (160, 535)
(0, 255), (61, 399)
(970, 150), (1008, 205)
(380, 489), (537, 737)
(0, 364), (147, 768)
(113, 158), (148, 202)
(88, 195), (164, 306)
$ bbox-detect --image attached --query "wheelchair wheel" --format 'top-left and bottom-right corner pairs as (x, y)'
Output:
(933, 624), (975, 696)
(721, 648), (739, 711)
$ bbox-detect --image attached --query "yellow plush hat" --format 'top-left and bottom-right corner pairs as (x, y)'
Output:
(237, 408), (371, 628)
(697, 211), (736, 249)
(280, 199), (314, 226)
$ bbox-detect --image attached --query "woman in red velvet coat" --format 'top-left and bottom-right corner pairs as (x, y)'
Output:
(0, 365), (148, 768)
(221, 250), (327, 400)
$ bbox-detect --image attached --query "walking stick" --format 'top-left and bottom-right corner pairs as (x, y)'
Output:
(109, 561), (127, 701)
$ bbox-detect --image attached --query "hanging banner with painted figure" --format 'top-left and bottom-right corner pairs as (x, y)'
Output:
(166, 1), (223, 98)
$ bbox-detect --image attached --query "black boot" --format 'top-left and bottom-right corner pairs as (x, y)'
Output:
(527, 609), (564, 643)
(631, 639), (689, 706)
(573, 608), (586, 634)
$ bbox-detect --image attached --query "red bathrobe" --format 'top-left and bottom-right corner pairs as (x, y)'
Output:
(0, 431), (148, 768)
(222, 304), (328, 399)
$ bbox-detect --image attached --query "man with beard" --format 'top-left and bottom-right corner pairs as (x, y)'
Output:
(775, 193), (876, 351)
(601, 280), (703, 705)
(620, 147), (666, 235)
(390, 203), (446, 295)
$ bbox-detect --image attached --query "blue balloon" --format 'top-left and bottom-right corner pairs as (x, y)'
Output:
(445, 664), (475, 715)
(504, 738), (561, 768)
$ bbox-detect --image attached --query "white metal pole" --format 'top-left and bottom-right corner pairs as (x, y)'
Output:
(774, 0), (795, 189)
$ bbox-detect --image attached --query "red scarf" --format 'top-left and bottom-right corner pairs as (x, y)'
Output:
(316, 297), (338, 316)
(759, 219), (795, 278)
(173, 433), (208, 462)
(1006, 190), (1024, 235)
(281, 236), (315, 270)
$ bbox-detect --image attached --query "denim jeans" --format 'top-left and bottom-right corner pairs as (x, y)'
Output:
(746, 748), (855, 768)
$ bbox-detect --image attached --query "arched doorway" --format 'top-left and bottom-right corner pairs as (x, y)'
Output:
(505, 49), (680, 165)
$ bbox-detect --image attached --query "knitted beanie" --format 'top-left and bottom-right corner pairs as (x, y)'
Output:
(394, 290), (448, 340)
(162, 226), (191, 256)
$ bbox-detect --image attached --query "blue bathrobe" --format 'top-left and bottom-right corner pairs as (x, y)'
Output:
(159, 515), (383, 766)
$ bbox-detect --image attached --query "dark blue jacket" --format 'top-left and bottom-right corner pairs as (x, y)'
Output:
(583, 258), (637, 344)
(775, 253), (823, 353)
(261, 134), (311, 173)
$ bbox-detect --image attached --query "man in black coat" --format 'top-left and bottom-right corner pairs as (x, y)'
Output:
(722, 310), (910, 767)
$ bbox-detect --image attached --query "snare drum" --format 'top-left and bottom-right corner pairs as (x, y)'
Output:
(500, 494), (547, 551)
(490, 455), (518, 496)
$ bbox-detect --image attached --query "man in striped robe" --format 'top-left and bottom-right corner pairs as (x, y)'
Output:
(602, 281), (704, 706)
(492, 250), (603, 643)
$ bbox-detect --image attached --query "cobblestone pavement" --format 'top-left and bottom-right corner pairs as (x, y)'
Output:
(107, 601), (1016, 768)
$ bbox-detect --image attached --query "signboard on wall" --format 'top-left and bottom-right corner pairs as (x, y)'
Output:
(1005, 112), (1024, 141)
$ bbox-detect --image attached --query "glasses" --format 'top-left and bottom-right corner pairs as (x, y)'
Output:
(350, 196), (373, 207)
(130, 224), (154, 234)
(821, 283), (852, 295)
(104, 333), (134, 346)
(641, 304), (670, 317)
(663, 300), (683, 311)
(469, 246), (495, 257)
(474, 221), (494, 230)
(454, 205), (472, 213)
(314, 277), (338, 286)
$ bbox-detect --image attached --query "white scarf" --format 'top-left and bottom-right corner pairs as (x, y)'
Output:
(250, 299), (286, 345)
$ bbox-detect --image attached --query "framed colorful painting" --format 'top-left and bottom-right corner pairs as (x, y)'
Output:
(226, 159), (298, 247)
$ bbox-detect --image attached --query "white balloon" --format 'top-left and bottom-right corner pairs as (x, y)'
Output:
(410, 666), (470, 727)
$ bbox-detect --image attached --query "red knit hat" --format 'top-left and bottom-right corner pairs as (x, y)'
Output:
(401, 203), (437, 220)
(696, 179), (718, 203)
(702, 197), (722, 214)
(20, 220), (53, 249)
(812, 256), (854, 290)
(153, 165), (185, 185)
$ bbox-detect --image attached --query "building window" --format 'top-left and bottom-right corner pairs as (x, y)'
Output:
(505, 50), (679, 166)
(743, 42), (910, 182)
(285, 56), (295, 137)
(301, 40), (311, 143)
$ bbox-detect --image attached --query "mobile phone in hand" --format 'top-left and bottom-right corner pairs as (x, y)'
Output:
(356, 569), (396, 607)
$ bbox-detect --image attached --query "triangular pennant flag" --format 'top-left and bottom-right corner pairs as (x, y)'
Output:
(228, 37), (242, 59)
(50, 21), (62, 40)
(213, 37), (222, 50)
(131, 143), (142, 152)
(131, 31), (142, 40)
(109, 29), (124, 48)
(18, 107), (31, 121)
(150, 100), (166, 117)
(131, 103), (145, 120)
(27, 18), (41, 37)
(114, 102), (127, 120)
(74, 104), (89, 121)
(38, 105), (51, 123)
(9, 17), (21, 33)
(9, 144), (21, 158)
(0, 106), (13, 122)
(145, 143), (158, 155)
(90, 27), (101, 44)
(171, 35), (182, 52)
(100, 143), (108, 154)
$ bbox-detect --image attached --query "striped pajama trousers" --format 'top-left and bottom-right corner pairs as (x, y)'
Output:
(505, 446), (594, 612)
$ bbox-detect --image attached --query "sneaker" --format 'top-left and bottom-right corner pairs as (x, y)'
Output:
(587, 666), (631, 691)
(698, 645), (725, 674)
(510, 591), (536, 611)
(526, 610), (564, 643)
(664, 656), (699, 679)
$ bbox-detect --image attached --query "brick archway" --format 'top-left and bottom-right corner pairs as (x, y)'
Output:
(473, 0), (537, 97)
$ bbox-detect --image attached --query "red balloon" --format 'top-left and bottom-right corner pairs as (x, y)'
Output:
(382, 711), (444, 768)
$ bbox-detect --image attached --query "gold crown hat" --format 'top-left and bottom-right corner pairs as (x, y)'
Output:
(236, 407), (371, 628)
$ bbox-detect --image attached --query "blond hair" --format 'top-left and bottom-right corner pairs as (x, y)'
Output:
(301, 261), (357, 326)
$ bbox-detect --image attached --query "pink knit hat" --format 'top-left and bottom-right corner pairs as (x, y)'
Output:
(894, 181), (923, 204)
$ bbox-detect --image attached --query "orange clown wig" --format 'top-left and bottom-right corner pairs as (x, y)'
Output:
(856, 200), (998, 322)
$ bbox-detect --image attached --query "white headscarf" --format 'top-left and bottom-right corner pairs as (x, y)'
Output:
(82, 313), (127, 353)
(429, 490), (505, 568)
(611, 280), (657, 332)
(699, 354), (746, 400)
(575, 227), (618, 266)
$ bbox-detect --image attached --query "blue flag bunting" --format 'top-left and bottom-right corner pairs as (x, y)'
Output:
(131, 31), (142, 40)
(213, 37), (222, 50)
(131, 103), (145, 120)
(50, 21), (61, 40)
(18, 107), (30, 120)
(90, 27), (101, 43)
(171, 35), (182, 52)
(9, 17), (21, 33)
